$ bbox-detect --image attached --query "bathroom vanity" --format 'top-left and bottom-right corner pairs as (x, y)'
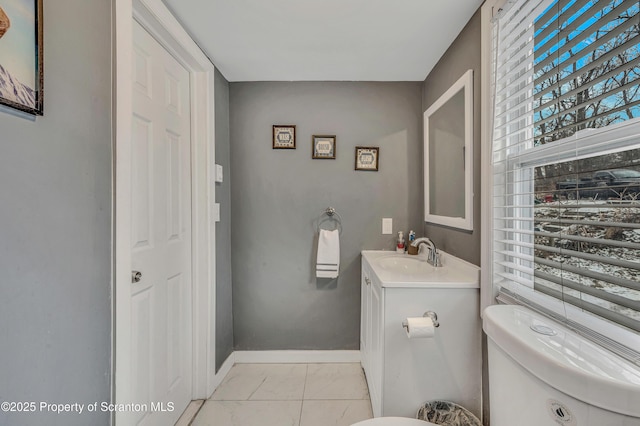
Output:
(360, 250), (481, 418)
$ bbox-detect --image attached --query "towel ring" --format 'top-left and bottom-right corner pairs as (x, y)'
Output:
(317, 207), (343, 235)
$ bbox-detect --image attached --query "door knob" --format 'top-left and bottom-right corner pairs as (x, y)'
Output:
(132, 271), (142, 283)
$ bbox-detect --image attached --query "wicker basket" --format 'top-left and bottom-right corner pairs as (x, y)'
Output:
(416, 401), (482, 426)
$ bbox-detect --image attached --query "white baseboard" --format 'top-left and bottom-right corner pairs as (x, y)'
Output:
(175, 400), (204, 426)
(209, 352), (236, 397)
(234, 350), (361, 364)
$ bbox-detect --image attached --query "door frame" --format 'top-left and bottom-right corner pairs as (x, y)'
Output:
(114, 0), (217, 421)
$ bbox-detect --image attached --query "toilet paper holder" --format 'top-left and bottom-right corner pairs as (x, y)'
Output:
(402, 311), (440, 330)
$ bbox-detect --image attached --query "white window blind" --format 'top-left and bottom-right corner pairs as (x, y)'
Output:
(534, 0), (640, 144)
(491, 0), (640, 351)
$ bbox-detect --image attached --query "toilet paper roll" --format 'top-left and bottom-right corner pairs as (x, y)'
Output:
(405, 316), (435, 339)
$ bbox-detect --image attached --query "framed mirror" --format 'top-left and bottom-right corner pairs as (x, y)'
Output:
(424, 69), (473, 230)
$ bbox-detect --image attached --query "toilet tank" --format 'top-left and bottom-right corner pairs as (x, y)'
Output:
(483, 305), (640, 426)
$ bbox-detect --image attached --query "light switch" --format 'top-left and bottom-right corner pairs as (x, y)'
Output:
(382, 218), (393, 234)
(213, 203), (221, 222)
(215, 164), (223, 183)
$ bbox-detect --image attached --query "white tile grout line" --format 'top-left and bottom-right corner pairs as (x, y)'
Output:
(299, 364), (309, 424)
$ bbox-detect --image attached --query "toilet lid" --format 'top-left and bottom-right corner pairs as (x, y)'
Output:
(351, 418), (436, 426)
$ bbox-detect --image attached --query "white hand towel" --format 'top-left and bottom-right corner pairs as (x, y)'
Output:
(316, 229), (340, 279)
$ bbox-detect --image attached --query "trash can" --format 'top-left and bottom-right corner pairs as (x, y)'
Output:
(416, 401), (482, 426)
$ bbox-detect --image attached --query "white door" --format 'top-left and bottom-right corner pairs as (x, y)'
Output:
(129, 20), (192, 426)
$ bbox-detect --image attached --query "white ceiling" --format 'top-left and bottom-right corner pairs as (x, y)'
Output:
(162, 0), (483, 82)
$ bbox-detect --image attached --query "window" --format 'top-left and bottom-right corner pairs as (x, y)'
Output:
(490, 0), (640, 353)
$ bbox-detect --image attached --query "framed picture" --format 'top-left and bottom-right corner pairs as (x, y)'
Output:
(355, 146), (379, 171)
(312, 135), (336, 159)
(0, 0), (44, 115)
(273, 125), (296, 149)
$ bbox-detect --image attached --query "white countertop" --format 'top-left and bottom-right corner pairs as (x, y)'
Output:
(362, 250), (480, 289)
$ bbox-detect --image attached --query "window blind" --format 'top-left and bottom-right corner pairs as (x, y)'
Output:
(491, 0), (640, 345)
(533, 0), (640, 145)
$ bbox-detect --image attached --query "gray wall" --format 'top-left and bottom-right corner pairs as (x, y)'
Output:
(0, 1), (112, 425)
(422, 10), (482, 266)
(230, 82), (423, 350)
(422, 10), (488, 425)
(215, 68), (234, 370)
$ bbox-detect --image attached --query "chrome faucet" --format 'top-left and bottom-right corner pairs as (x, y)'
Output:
(411, 237), (442, 267)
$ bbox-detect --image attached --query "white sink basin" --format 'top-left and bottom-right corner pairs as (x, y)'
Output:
(376, 256), (443, 275)
(362, 251), (479, 288)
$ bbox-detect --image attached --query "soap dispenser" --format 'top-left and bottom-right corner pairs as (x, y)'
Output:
(396, 231), (405, 253)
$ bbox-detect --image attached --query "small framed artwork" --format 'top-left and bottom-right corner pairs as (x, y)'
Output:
(355, 146), (379, 171)
(273, 125), (296, 149)
(312, 135), (336, 159)
(0, 0), (44, 115)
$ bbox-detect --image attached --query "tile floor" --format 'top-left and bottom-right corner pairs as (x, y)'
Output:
(190, 363), (373, 426)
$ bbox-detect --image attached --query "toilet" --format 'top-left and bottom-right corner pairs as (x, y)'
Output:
(484, 304), (640, 425)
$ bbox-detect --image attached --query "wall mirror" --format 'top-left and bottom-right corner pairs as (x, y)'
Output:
(424, 69), (473, 230)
